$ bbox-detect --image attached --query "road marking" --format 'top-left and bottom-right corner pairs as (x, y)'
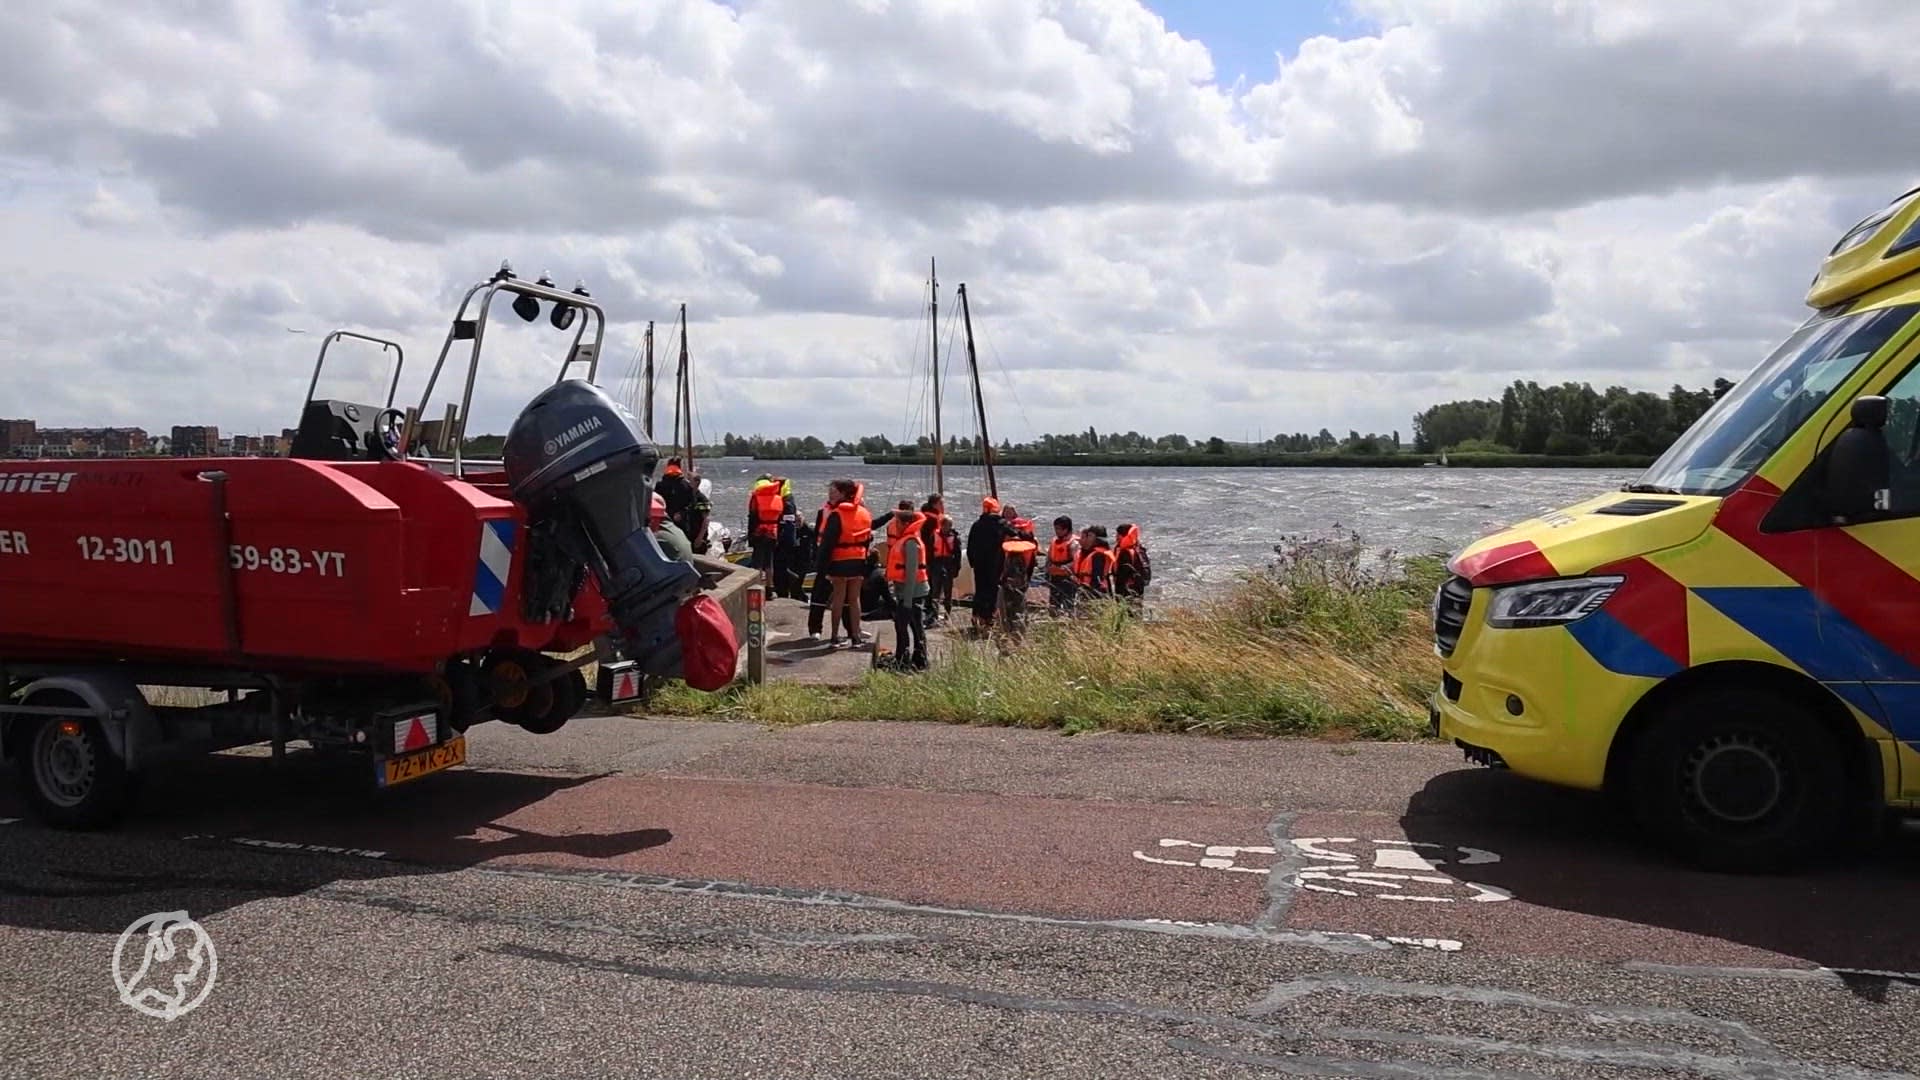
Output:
(0, 818), (19, 826)
(1134, 836), (1512, 903)
(181, 834), (390, 860)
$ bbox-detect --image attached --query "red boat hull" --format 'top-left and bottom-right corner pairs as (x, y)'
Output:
(0, 459), (610, 674)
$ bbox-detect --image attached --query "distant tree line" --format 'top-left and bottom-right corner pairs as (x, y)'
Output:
(1413, 378), (1735, 457)
(720, 432), (829, 458)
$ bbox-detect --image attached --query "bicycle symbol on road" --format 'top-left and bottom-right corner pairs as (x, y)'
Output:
(1133, 836), (1512, 903)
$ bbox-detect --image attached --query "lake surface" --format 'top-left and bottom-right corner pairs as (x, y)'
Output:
(688, 459), (1639, 596)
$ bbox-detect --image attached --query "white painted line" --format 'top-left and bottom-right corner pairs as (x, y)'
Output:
(1134, 836), (1513, 903)
(226, 836), (390, 860)
(0, 817), (20, 826)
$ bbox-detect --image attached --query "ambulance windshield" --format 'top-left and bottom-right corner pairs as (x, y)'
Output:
(1636, 303), (1918, 496)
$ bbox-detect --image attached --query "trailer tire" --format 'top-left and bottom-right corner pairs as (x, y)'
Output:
(12, 692), (138, 830)
(517, 669), (585, 736)
(1625, 686), (1846, 873)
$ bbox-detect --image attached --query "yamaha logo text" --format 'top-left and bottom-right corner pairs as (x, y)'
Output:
(0, 471), (77, 494)
(542, 416), (604, 458)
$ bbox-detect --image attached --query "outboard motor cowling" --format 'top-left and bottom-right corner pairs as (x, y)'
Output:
(503, 380), (701, 677)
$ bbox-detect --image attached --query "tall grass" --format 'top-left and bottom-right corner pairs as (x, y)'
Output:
(652, 532), (1447, 740)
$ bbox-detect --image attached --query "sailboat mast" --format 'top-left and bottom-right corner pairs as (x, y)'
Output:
(930, 257), (944, 494)
(642, 320), (655, 440)
(957, 283), (996, 500)
(677, 303), (693, 470)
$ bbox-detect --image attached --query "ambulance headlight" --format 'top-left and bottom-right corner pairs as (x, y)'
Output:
(1485, 575), (1622, 629)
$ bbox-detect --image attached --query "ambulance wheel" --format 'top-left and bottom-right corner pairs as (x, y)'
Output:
(12, 693), (137, 830)
(1626, 688), (1846, 873)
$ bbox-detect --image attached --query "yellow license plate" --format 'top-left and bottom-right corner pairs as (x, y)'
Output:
(380, 735), (466, 788)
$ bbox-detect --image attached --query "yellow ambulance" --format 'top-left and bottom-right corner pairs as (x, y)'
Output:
(1432, 184), (1920, 871)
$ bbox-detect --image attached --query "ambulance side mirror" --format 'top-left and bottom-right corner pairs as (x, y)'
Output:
(1822, 395), (1891, 520)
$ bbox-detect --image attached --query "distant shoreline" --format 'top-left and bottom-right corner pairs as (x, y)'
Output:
(858, 452), (1656, 469)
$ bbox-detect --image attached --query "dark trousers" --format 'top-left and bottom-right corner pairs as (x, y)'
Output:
(970, 563), (1001, 623)
(927, 564), (953, 620)
(893, 588), (926, 663)
(807, 568), (851, 635)
(1048, 578), (1078, 614)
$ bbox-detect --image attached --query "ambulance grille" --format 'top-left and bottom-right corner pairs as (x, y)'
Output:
(1433, 576), (1472, 658)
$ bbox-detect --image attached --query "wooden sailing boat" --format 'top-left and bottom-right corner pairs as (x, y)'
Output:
(913, 260), (1003, 600)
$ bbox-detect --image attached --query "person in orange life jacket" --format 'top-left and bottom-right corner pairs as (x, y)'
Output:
(918, 493), (948, 625)
(885, 500), (930, 670)
(1075, 525), (1115, 599)
(745, 473), (796, 591)
(928, 513), (961, 622)
(813, 479), (875, 648)
(804, 484), (904, 639)
(1112, 522), (1150, 610)
(966, 497), (1012, 631)
(1045, 515), (1080, 615)
(998, 518), (1040, 636)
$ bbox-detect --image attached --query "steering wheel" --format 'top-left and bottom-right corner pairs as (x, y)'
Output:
(370, 408), (408, 462)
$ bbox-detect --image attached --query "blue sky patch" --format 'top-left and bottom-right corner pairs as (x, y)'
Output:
(1148, 0), (1353, 86)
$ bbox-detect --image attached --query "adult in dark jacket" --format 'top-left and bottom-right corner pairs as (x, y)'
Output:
(656, 459), (697, 533)
(966, 497), (1011, 630)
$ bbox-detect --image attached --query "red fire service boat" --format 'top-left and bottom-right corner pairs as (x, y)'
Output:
(0, 266), (748, 827)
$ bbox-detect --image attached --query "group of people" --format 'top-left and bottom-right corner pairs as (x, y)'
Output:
(740, 475), (1152, 671)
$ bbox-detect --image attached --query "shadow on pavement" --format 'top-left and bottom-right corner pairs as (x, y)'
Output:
(0, 749), (673, 934)
(1399, 767), (1920, 974)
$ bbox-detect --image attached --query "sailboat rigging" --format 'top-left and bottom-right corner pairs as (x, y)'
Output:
(641, 319), (655, 439)
(956, 282), (997, 501)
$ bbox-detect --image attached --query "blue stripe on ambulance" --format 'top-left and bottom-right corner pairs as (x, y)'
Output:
(470, 520), (516, 616)
(1694, 586), (1920, 744)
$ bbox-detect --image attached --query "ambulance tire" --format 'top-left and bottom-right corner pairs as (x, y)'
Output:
(1627, 689), (1846, 873)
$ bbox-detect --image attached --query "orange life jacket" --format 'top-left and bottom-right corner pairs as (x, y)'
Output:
(1047, 537), (1076, 578)
(748, 482), (784, 540)
(885, 513), (929, 585)
(1002, 537), (1038, 580)
(829, 501), (872, 562)
(932, 520), (956, 559)
(1075, 546), (1114, 588)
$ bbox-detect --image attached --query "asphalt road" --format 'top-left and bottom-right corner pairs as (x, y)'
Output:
(2, 717), (1917, 1079)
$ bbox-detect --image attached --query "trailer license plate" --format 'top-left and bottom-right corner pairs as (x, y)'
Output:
(380, 736), (466, 788)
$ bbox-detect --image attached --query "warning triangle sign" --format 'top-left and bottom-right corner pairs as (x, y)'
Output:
(403, 717), (431, 751)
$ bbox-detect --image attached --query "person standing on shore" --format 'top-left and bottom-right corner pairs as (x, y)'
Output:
(817, 479), (873, 648)
(746, 473), (794, 592)
(929, 513), (960, 624)
(1113, 523), (1151, 612)
(999, 518), (1039, 637)
(967, 497), (1011, 632)
(806, 485), (843, 638)
(885, 500), (930, 670)
(1075, 525), (1114, 600)
(1046, 516), (1080, 615)
(657, 459), (697, 537)
(919, 494), (947, 625)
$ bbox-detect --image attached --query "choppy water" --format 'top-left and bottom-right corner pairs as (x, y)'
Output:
(690, 459), (1638, 596)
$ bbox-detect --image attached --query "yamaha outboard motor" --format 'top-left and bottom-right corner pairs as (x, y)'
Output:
(503, 380), (701, 677)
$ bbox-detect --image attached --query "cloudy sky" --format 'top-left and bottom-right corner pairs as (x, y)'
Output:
(4, 0), (1918, 445)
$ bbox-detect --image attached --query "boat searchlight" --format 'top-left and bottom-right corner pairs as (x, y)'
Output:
(551, 280), (591, 330)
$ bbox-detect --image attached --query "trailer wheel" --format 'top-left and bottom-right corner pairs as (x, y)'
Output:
(516, 667), (584, 736)
(1625, 687), (1847, 873)
(13, 692), (137, 829)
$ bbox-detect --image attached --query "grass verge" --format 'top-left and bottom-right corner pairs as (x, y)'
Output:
(650, 532), (1447, 741)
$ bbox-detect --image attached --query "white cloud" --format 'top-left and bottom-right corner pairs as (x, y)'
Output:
(0, 0), (1915, 446)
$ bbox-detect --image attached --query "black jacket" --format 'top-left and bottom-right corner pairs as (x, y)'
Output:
(967, 514), (1010, 571)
